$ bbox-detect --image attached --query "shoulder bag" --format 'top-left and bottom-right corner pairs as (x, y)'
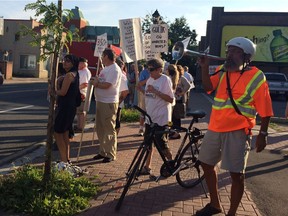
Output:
(226, 72), (243, 115)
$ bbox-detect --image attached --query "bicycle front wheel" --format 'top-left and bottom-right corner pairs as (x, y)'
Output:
(115, 146), (147, 211)
(176, 139), (204, 188)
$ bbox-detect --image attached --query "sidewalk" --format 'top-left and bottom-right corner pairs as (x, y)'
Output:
(69, 121), (263, 216)
(1, 90), (287, 215)
(3, 77), (48, 84)
(69, 91), (287, 216)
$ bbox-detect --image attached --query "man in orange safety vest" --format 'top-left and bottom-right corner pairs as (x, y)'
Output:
(196, 37), (273, 216)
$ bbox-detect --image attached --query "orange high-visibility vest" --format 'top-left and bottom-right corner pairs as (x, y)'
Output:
(208, 65), (273, 132)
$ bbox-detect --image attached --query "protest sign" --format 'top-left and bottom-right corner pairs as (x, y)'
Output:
(143, 34), (160, 60)
(119, 18), (144, 63)
(150, 24), (168, 53)
(94, 33), (107, 57)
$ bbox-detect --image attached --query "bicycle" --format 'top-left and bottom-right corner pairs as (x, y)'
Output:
(115, 105), (207, 211)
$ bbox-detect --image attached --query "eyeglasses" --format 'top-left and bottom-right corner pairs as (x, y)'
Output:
(148, 67), (158, 72)
(225, 47), (244, 55)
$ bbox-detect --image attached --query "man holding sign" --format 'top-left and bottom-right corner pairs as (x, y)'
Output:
(91, 48), (122, 163)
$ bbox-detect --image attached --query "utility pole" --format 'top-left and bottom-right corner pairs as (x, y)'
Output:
(152, 10), (162, 24)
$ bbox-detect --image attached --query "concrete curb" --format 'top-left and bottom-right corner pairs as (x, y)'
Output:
(271, 116), (288, 124)
(0, 142), (46, 167)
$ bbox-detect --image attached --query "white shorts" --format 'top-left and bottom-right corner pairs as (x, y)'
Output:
(198, 129), (251, 173)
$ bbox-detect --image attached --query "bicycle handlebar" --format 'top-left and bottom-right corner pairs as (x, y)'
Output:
(133, 105), (153, 124)
(134, 105), (192, 133)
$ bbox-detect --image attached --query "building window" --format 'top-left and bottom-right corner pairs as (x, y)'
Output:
(15, 32), (20, 41)
(113, 38), (120, 44)
(20, 55), (36, 69)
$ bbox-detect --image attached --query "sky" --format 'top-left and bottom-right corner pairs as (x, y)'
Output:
(1, 0), (288, 41)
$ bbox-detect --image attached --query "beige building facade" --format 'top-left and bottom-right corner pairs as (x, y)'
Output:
(0, 19), (48, 78)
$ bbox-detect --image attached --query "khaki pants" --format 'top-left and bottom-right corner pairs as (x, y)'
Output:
(96, 101), (118, 159)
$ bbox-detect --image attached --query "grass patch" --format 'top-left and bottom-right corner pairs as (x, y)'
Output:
(269, 122), (278, 130)
(0, 165), (99, 216)
(269, 122), (288, 132)
(121, 108), (140, 122)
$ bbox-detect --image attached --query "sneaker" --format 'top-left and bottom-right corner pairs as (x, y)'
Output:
(139, 166), (151, 175)
(138, 128), (144, 136)
(195, 203), (222, 216)
(102, 157), (114, 163)
(93, 154), (105, 160)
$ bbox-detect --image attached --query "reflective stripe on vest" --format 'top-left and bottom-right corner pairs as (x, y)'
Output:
(212, 68), (264, 118)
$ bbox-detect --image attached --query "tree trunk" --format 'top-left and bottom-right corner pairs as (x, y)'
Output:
(43, 53), (59, 184)
(42, 0), (62, 185)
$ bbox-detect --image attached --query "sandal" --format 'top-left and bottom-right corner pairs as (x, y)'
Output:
(195, 203), (222, 216)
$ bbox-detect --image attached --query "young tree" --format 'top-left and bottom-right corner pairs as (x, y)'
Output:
(169, 16), (197, 47)
(167, 16), (198, 64)
(23, 0), (74, 184)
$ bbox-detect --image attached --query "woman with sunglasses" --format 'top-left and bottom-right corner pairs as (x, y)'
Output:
(140, 58), (174, 175)
(54, 54), (80, 164)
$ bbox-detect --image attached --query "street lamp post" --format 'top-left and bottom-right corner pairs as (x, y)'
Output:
(152, 9), (162, 24)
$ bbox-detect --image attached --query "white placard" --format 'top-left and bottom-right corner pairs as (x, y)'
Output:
(0, 18), (4, 36)
(143, 34), (159, 60)
(119, 18), (144, 63)
(94, 33), (107, 57)
(150, 24), (168, 53)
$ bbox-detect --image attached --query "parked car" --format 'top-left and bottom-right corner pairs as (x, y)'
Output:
(264, 72), (288, 99)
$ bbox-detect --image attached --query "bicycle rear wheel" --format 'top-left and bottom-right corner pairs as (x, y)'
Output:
(115, 146), (148, 211)
(176, 138), (204, 188)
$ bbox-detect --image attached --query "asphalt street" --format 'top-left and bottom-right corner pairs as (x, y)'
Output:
(0, 80), (96, 165)
(246, 150), (288, 216)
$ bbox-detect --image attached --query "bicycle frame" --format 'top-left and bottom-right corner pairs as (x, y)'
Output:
(133, 105), (205, 179)
(115, 106), (207, 211)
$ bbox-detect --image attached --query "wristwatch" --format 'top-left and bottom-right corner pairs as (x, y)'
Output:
(259, 131), (268, 136)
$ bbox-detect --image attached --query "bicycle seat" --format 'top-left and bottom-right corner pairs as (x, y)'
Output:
(186, 110), (206, 119)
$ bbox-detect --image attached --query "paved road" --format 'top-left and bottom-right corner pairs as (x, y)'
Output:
(0, 79), (96, 165)
(0, 80), (48, 163)
(246, 150), (288, 216)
